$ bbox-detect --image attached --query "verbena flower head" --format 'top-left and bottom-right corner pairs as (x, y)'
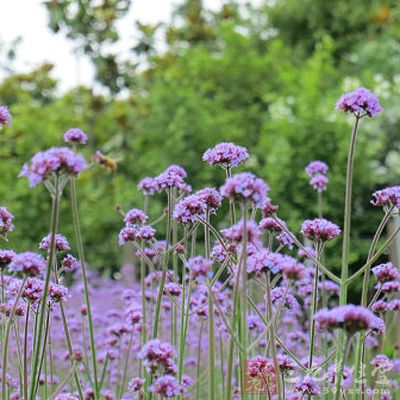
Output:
(128, 377), (145, 392)
(61, 254), (80, 272)
(49, 282), (68, 303)
(139, 339), (177, 374)
(202, 142), (249, 168)
(247, 250), (284, 275)
(64, 128), (87, 144)
(336, 87), (382, 117)
(327, 365), (354, 390)
(310, 174), (329, 192)
(118, 226), (137, 245)
(380, 280), (400, 294)
(22, 278), (44, 303)
(372, 262), (400, 283)
(220, 172), (269, 208)
(137, 225), (156, 241)
(221, 220), (261, 245)
(173, 194), (206, 224)
(155, 165), (188, 192)
(294, 376), (321, 396)
(371, 186), (400, 210)
(270, 287), (300, 312)
(39, 233), (70, 252)
(300, 218), (341, 242)
(195, 187), (222, 212)
(124, 208), (148, 226)
(0, 207), (14, 240)
(187, 256), (213, 280)
(0, 249), (16, 270)
(0, 105), (12, 128)
(8, 251), (46, 277)
(20, 147), (87, 187)
(138, 177), (158, 195)
(315, 305), (385, 335)
(150, 375), (183, 398)
(262, 198), (279, 217)
(305, 161), (328, 177)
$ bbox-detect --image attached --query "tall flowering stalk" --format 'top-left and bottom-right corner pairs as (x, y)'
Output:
(334, 88), (382, 399)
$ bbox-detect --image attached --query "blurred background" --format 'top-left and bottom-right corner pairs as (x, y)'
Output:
(1, 0), (400, 289)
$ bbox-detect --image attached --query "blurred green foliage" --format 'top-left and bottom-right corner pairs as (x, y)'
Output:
(1, 0), (400, 292)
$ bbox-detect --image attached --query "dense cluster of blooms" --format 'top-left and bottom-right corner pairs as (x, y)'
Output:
(1, 88), (399, 400)
(0, 206), (14, 240)
(19, 146), (87, 186)
(0, 104), (12, 127)
(220, 172), (269, 207)
(371, 186), (400, 210)
(64, 128), (88, 144)
(202, 142), (249, 168)
(8, 251), (46, 277)
(305, 160), (329, 192)
(39, 233), (70, 252)
(300, 218), (341, 242)
(315, 305), (385, 334)
(336, 87), (383, 117)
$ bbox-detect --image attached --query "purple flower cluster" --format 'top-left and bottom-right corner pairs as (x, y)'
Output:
(8, 251), (46, 277)
(173, 194), (207, 224)
(119, 207), (155, 245)
(202, 142), (249, 168)
(124, 208), (148, 226)
(186, 256), (213, 280)
(305, 160), (329, 192)
(0, 249), (16, 270)
(372, 262), (400, 283)
(137, 165), (191, 195)
(300, 218), (341, 242)
(39, 233), (70, 252)
(220, 172), (269, 207)
(139, 339), (177, 374)
(195, 187), (222, 212)
(221, 220), (261, 245)
(0, 207), (14, 240)
(371, 186), (400, 210)
(150, 375), (184, 398)
(63, 128), (87, 144)
(270, 287), (300, 312)
(137, 176), (158, 195)
(336, 87), (383, 117)
(20, 147), (87, 187)
(0, 105), (12, 128)
(315, 305), (385, 335)
(247, 250), (284, 274)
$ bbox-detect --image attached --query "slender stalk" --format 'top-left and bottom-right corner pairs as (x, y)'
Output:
(265, 272), (282, 400)
(308, 243), (323, 372)
(0, 269), (5, 340)
(70, 177), (100, 398)
(335, 114), (361, 400)
(152, 189), (172, 338)
(23, 302), (31, 400)
(2, 277), (27, 400)
(29, 174), (60, 400)
(353, 209), (392, 400)
(205, 209), (215, 400)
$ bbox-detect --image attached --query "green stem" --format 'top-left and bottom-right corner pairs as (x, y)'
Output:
(2, 277), (27, 400)
(70, 177), (100, 398)
(152, 189), (172, 338)
(29, 175), (60, 400)
(205, 210), (215, 400)
(335, 115), (361, 400)
(23, 302), (30, 400)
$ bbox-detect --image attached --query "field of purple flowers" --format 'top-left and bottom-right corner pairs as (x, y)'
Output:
(0, 87), (399, 399)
